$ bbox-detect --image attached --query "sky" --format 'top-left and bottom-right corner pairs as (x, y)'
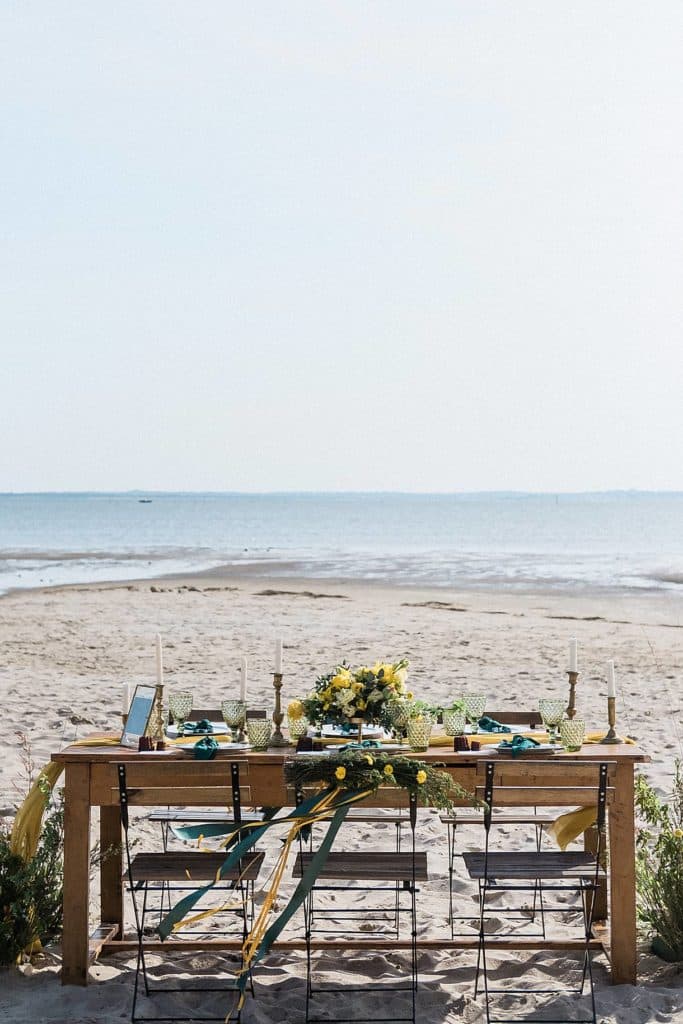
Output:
(1, 2), (681, 493)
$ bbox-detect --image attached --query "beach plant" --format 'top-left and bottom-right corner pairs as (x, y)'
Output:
(0, 797), (64, 965)
(302, 659), (410, 731)
(635, 761), (683, 961)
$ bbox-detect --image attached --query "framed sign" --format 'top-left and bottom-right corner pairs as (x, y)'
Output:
(121, 684), (158, 749)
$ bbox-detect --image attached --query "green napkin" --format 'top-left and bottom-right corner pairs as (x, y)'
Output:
(337, 739), (381, 752)
(182, 720), (213, 735)
(478, 716), (512, 733)
(497, 734), (541, 757)
(193, 736), (219, 760)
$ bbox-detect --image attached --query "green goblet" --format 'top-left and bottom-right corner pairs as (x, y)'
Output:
(388, 700), (411, 744)
(168, 691), (193, 734)
(221, 699), (247, 743)
(539, 698), (567, 744)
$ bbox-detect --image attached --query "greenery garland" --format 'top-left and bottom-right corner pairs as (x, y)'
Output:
(284, 750), (470, 811)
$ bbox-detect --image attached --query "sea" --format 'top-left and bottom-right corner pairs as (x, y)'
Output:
(0, 492), (681, 597)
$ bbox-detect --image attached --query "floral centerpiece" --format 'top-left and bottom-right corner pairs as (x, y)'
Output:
(301, 659), (410, 735)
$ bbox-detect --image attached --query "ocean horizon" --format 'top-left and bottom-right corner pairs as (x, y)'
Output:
(1, 490), (682, 597)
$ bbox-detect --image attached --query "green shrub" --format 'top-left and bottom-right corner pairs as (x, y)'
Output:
(0, 800), (63, 966)
(635, 761), (683, 961)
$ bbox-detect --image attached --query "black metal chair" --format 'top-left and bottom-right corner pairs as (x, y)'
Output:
(463, 759), (610, 1024)
(118, 759), (265, 1023)
(292, 789), (427, 1024)
(441, 710), (557, 937)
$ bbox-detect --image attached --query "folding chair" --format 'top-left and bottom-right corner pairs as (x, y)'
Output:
(441, 710), (556, 937)
(463, 759), (610, 1024)
(293, 790), (427, 1024)
(118, 759), (265, 1023)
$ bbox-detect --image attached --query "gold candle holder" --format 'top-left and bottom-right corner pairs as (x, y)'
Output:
(566, 670), (579, 720)
(600, 695), (622, 744)
(269, 672), (289, 747)
(144, 685), (165, 743)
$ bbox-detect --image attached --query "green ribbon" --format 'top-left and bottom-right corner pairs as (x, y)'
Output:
(157, 786), (369, 1000)
(478, 716), (512, 734)
(193, 736), (219, 759)
(182, 720), (214, 735)
(497, 734), (541, 757)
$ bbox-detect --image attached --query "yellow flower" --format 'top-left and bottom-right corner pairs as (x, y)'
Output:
(364, 754), (374, 765)
(332, 674), (351, 689)
(674, 828), (683, 838)
(406, 691), (414, 700)
(356, 699), (367, 710)
(383, 764), (394, 776)
(351, 681), (363, 694)
(335, 766), (347, 781)
(287, 700), (304, 721)
(416, 770), (427, 785)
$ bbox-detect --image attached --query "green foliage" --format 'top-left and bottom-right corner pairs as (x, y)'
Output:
(635, 761), (683, 961)
(285, 750), (474, 811)
(0, 799), (64, 966)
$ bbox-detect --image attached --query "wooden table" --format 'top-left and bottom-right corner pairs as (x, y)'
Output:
(52, 739), (647, 987)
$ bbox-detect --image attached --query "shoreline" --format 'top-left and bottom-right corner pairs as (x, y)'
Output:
(3, 560), (683, 609)
(2, 570), (681, 631)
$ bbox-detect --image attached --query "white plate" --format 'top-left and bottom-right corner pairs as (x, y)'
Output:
(495, 742), (558, 752)
(177, 740), (250, 753)
(321, 725), (389, 739)
(167, 721), (228, 738)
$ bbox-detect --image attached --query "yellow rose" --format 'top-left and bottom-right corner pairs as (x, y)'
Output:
(335, 766), (347, 781)
(352, 681), (363, 694)
(674, 828), (683, 838)
(332, 674), (351, 689)
(406, 691), (414, 700)
(416, 770), (427, 785)
(383, 764), (394, 776)
(356, 699), (367, 710)
(287, 700), (304, 721)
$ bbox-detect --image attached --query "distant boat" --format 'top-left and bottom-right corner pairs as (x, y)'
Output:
(138, 498), (153, 504)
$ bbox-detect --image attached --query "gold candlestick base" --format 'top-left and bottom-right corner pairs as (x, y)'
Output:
(566, 670), (579, 720)
(269, 672), (289, 747)
(600, 696), (622, 744)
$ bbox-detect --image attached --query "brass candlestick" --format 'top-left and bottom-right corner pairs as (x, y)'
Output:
(145, 685), (165, 743)
(566, 670), (579, 720)
(269, 672), (289, 746)
(600, 696), (622, 744)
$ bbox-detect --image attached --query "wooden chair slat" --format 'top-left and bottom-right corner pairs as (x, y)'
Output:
(475, 785), (614, 806)
(128, 850), (264, 882)
(293, 851), (428, 882)
(464, 850), (605, 880)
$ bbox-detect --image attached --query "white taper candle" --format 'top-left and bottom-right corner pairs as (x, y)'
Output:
(568, 638), (578, 673)
(122, 683), (131, 715)
(607, 661), (616, 699)
(155, 633), (164, 686)
(240, 656), (248, 703)
(275, 638), (283, 674)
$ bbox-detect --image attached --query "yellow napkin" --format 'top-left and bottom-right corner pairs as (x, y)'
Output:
(546, 806), (597, 850)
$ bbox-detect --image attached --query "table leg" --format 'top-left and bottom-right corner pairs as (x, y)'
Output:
(99, 806), (123, 938)
(608, 762), (637, 984)
(61, 763), (91, 986)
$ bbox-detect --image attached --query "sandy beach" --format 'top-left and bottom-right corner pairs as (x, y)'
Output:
(2, 575), (683, 1022)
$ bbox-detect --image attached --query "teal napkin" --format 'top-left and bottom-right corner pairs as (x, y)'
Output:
(182, 720), (213, 735)
(478, 716), (512, 734)
(193, 736), (219, 760)
(497, 734), (541, 757)
(337, 739), (381, 752)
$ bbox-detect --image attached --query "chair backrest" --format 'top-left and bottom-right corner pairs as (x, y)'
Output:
(116, 759), (251, 830)
(485, 709), (544, 728)
(188, 707), (268, 721)
(476, 759), (613, 826)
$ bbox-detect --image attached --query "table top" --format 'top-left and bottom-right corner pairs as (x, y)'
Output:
(52, 734), (649, 765)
